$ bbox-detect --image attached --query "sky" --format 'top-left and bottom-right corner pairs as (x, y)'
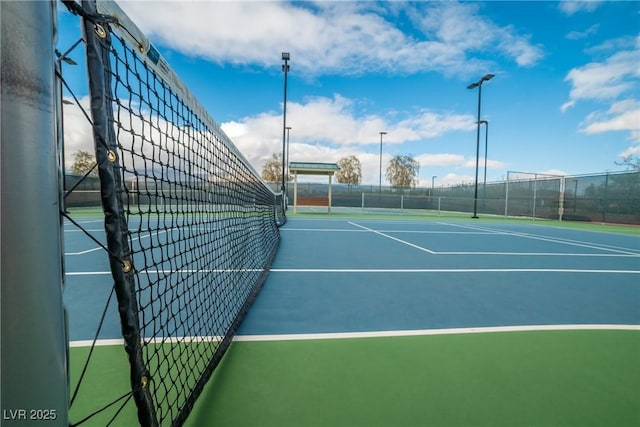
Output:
(57, 1), (640, 188)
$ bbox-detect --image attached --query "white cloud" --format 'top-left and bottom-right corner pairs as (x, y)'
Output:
(62, 96), (94, 170)
(563, 49), (639, 103)
(620, 143), (640, 158)
(223, 93), (475, 156)
(581, 99), (640, 135)
(560, 100), (576, 112)
(562, 35), (640, 154)
(558, 1), (603, 15)
(63, 96), (248, 181)
(118, 1), (543, 77)
(415, 153), (465, 167)
(220, 94), (483, 185)
(581, 98), (640, 160)
(62, 94), (484, 187)
(541, 169), (570, 177)
(566, 24), (599, 40)
(462, 158), (506, 170)
(437, 173), (476, 187)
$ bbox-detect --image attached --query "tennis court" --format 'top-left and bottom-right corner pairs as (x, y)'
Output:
(64, 213), (640, 426)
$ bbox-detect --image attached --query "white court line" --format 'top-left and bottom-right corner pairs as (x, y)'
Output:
(235, 324), (640, 341)
(68, 324), (640, 347)
(64, 229), (170, 256)
(433, 252), (639, 257)
(439, 222), (640, 255)
(283, 228), (492, 235)
(69, 335), (223, 348)
(65, 268), (640, 276)
(69, 338), (124, 347)
(270, 268), (639, 274)
(66, 268), (266, 276)
(348, 221), (639, 257)
(64, 219), (103, 225)
(64, 226), (255, 256)
(283, 228), (368, 232)
(64, 247), (106, 256)
(348, 221), (436, 254)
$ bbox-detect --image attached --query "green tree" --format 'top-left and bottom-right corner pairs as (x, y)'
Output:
(335, 155), (361, 188)
(261, 153), (288, 183)
(70, 150), (98, 177)
(386, 154), (419, 188)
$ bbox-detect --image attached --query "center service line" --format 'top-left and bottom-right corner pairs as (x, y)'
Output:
(348, 221), (436, 254)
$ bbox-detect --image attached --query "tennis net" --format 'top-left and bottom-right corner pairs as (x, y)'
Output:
(78, 1), (284, 425)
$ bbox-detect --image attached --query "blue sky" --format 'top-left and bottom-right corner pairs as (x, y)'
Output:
(58, 1), (639, 187)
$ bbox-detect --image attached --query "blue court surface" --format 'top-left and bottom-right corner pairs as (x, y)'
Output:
(237, 218), (639, 336)
(63, 215), (640, 426)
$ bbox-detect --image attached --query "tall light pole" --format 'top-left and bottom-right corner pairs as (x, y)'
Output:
(467, 73), (494, 218)
(432, 175), (437, 196)
(478, 120), (489, 200)
(281, 52), (290, 200)
(379, 131), (387, 192)
(285, 126), (291, 206)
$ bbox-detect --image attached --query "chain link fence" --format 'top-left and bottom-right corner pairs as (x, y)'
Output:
(66, 171), (640, 225)
(269, 171), (640, 225)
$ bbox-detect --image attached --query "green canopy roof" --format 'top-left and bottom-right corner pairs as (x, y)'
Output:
(289, 162), (339, 175)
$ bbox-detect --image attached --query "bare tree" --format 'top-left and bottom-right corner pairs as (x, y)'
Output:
(386, 154), (419, 188)
(336, 155), (361, 188)
(70, 150), (98, 177)
(615, 155), (640, 171)
(261, 153), (288, 183)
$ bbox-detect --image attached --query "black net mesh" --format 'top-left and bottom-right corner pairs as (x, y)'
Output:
(82, 5), (284, 424)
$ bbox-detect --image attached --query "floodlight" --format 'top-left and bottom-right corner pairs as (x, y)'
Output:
(482, 73), (495, 82)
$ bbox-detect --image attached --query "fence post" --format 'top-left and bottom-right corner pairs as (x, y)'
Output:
(602, 173), (609, 223)
(558, 176), (565, 221)
(504, 172), (510, 217)
(532, 174), (538, 220)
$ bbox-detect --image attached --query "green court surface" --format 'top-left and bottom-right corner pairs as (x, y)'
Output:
(69, 329), (640, 427)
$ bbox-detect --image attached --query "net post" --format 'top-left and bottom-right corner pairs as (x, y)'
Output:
(1, 1), (68, 425)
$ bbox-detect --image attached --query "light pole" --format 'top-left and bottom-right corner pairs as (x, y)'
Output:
(478, 120), (489, 200)
(467, 73), (494, 218)
(379, 131), (386, 192)
(431, 175), (437, 195)
(285, 126), (291, 206)
(281, 52), (290, 200)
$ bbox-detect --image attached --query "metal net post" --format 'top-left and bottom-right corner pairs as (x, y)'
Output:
(1, 1), (68, 425)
